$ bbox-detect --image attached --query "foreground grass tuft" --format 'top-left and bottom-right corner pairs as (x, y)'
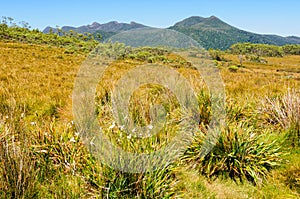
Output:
(260, 89), (300, 147)
(183, 122), (284, 185)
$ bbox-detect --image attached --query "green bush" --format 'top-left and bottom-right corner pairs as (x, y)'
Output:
(248, 55), (268, 63)
(0, 18), (98, 53)
(228, 65), (239, 72)
(282, 44), (300, 55)
(208, 49), (226, 61)
(230, 43), (284, 57)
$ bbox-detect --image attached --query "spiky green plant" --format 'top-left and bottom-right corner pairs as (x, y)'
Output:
(99, 165), (178, 198)
(183, 122), (284, 185)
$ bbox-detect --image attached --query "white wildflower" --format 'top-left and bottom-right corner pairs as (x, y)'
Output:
(90, 140), (95, 146)
(146, 130), (151, 137)
(250, 133), (256, 139)
(37, 149), (48, 153)
(70, 137), (76, 143)
(109, 121), (116, 129)
(119, 125), (125, 131)
(147, 124), (153, 130)
(64, 160), (70, 167)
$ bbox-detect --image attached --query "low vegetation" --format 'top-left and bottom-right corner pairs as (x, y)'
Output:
(230, 42), (300, 57)
(0, 21), (299, 198)
(184, 122), (284, 185)
(0, 17), (98, 53)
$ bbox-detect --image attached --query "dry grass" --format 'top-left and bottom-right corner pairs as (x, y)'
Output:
(221, 54), (300, 103)
(0, 41), (300, 198)
(0, 42), (86, 123)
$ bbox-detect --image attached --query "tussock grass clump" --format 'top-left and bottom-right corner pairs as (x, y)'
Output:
(183, 122), (284, 185)
(260, 89), (300, 147)
(99, 165), (178, 198)
(0, 114), (39, 198)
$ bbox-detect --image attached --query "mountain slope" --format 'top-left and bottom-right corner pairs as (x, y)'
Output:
(44, 21), (147, 33)
(43, 21), (148, 41)
(169, 16), (300, 49)
(43, 16), (300, 50)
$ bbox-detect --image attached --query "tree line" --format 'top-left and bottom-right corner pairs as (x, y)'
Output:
(0, 16), (98, 53)
(230, 42), (300, 57)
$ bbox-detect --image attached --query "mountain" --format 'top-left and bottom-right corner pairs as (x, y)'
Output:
(169, 16), (300, 49)
(171, 16), (233, 30)
(286, 36), (300, 43)
(43, 16), (300, 50)
(43, 21), (148, 41)
(43, 21), (147, 33)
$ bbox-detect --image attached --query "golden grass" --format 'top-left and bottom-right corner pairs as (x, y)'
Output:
(0, 41), (300, 198)
(222, 54), (300, 102)
(0, 42), (86, 123)
(1, 41), (298, 122)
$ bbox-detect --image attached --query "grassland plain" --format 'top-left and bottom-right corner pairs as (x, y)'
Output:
(0, 40), (300, 198)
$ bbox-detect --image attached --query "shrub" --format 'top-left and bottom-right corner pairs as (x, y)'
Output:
(228, 65), (239, 72)
(282, 44), (300, 55)
(230, 43), (284, 57)
(248, 55), (268, 63)
(208, 49), (226, 61)
(0, 18), (98, 53)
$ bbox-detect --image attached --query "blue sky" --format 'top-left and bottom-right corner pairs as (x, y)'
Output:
(1, 0), (300, 36)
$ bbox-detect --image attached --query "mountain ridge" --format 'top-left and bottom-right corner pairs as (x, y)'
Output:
(43, 21), (148, 34)
(43, 16), (300, 50)
(169, 16), (300, 49)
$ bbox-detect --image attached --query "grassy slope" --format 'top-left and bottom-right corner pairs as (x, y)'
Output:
(222, 54), (300, 100)
(0, 41), (299, 198)
(0, 42), (86, 121)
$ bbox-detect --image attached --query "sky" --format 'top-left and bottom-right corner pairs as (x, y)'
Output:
(1, 0), (300, 36)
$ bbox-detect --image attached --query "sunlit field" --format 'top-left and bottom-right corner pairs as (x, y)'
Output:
(0, 38), (299, 198)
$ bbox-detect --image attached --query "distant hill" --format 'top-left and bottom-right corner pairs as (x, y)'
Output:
(286, 36), (300, 43)
(43, 16), (300, 50)
(169, 16), (300, 49)
(43, 21), (148, 41)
